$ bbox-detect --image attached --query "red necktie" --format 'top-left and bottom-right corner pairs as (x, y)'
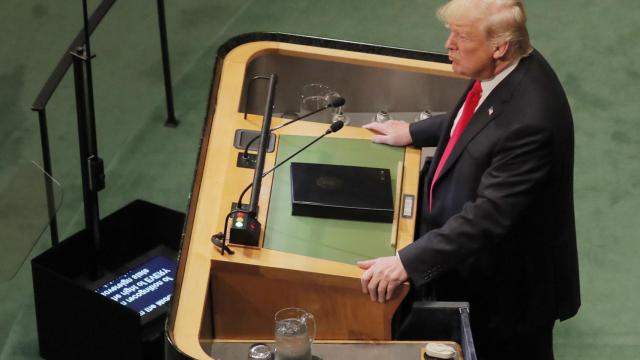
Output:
(429, 80), (482, 211)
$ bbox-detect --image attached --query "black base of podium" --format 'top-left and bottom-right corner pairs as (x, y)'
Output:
(31, 200), (185, 360)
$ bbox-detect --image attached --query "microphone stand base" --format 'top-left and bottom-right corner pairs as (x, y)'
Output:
(237, 152), (257, 169)
(164, 116), (180, 128)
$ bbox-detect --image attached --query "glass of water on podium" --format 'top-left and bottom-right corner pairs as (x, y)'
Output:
(274, 308), (316, 360)
(331, 107), (350, 126)
(300, 83), (339, 123)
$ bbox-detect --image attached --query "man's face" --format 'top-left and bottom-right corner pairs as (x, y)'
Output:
(445, 21), (497, 80)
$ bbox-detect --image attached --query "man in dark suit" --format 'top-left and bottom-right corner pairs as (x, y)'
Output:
(357, 0), (580, 358)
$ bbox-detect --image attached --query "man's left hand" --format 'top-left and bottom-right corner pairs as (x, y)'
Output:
(357, 256), (408, 303)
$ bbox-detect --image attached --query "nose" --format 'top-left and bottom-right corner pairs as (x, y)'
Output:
(445, 32), (456, 51)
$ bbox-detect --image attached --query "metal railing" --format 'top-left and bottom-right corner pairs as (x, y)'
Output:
(31, 0), (178, 246)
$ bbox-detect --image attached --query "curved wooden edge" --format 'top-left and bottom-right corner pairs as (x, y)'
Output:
(216, 32), (452, 64)
(230, 41), (464, 79)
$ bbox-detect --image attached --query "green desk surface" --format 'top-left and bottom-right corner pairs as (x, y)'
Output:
(264, 135), (404, 265)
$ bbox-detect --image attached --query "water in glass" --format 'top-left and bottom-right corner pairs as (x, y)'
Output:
(274, 308), (315, 360)
(274, 318), (311, 360)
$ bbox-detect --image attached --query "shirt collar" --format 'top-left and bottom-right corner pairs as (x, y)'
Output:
(480, 59), (520, 97)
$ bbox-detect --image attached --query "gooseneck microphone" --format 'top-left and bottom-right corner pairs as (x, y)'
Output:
(262, 120), (344, 177)
(272, 96), (345, 133)
(212, 120), (345, 254)
(239, 119), (345, 204)
(212, 73), (277, 255)
(242, 96), (345, 159)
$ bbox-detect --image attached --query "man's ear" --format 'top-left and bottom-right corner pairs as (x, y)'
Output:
(493, 41), (509, 60)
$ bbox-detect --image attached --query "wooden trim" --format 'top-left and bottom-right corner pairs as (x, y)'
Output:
(391, 161), (404, 248)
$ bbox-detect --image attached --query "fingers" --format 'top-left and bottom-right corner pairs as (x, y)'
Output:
(371, 135), (388, 144)
(386, 282), (397, 301)
(362, 122), (384, 133)
(359, 259), (375, 295)
(377, 281), (387, 303)
(360, 258), (389, 298)
(360, 257), (394, 302)
(360, 269), (371, 294)
(362, 269), (382, 301)
(370, 276), (396, 303)
(360, 256), (408, 303)
(357, 259), (375, 269)
(363, 270), (391, 303)
(367, 276), (380, 302)
(363, 120), (411, 146)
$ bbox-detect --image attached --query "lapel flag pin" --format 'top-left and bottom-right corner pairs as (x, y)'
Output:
(488, 106), (494, 115)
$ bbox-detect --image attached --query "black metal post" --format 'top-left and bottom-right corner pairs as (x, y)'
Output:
(72, 47), (101, 277)
(81, 0), (99, 161)
(31, 1), (116, 247)
(156, 0), (179, 127)
(248, 74), (277, 214)
(37, 109), (60, 246)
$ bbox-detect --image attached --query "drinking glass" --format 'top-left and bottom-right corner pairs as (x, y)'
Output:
(331, 107), (350, 126)
(274, 308), (316, 360)
(373, 110), (391, 123)
(300, 83), (339, 123)
(414, 109), (433, 122)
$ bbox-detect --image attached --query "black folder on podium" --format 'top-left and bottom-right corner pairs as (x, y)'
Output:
(290, 162), (394, 223)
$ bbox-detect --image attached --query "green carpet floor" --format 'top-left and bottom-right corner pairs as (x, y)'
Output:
(1, 0), (639, 358)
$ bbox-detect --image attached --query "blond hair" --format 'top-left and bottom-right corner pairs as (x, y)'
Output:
(437, 0), (533, 60)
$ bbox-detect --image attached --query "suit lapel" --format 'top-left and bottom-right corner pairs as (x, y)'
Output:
(425, 82), (472, 182)
(435, 99), (502, 181)
(433, 54), (531, 185)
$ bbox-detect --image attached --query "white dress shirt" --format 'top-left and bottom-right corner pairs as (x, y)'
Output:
(450, 60), (520, 135)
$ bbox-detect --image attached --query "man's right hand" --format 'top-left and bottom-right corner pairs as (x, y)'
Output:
(362, 120), (412, 146)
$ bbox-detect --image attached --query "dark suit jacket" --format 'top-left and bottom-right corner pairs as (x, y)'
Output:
(398, 50), (580, 341)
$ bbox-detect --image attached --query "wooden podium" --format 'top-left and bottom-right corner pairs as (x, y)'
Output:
(165, 33), (467, 359)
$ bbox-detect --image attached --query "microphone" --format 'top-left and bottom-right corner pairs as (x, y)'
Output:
(274, 96), (345, 132)
(214, 121), (345, 252)
(213, 73), (277, 255)
(326, 119), (344, 134)
(328, 95), (346, 108)
(260, 120), (344, 179)
(242, 96), (346, 159)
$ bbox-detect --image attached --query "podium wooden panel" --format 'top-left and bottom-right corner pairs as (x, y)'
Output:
(211, 260), (406, 340)
(165, 34), (465, 359)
